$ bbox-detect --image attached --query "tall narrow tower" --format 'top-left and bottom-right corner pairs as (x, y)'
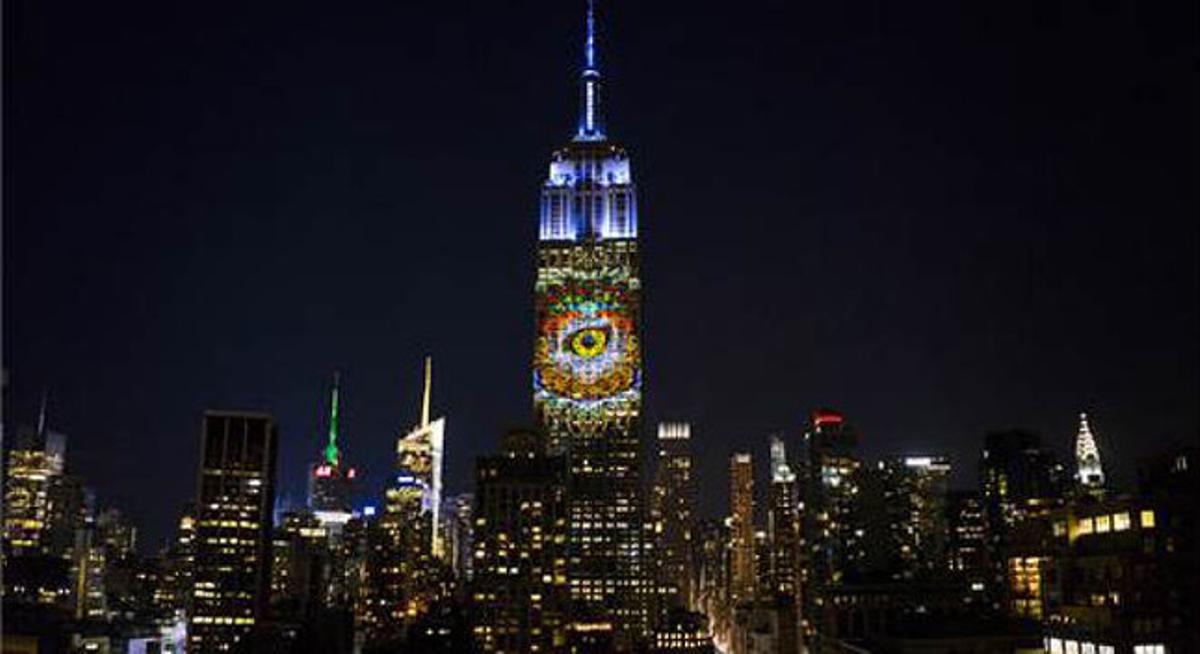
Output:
(398, 356), (446, 558)
(730, 453), (755, 605)
(1074, 412), (1105, 492)
(532, 0), (645, 644)
(309, 372), (355, 527)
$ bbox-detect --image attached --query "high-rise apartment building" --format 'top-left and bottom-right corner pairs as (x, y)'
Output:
(530, 2), (646, 644)
(729, 453), (755, 606)
(652, 422), (697, 613)
(188, 411), (278, 654)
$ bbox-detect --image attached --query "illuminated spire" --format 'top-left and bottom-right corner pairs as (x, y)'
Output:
(1074, 412), (1104, 489)
(420, 356), (432, 428)
(574, 0), (605, 141)
(324, 372), (341, 466)
(37, 387), (49, 437)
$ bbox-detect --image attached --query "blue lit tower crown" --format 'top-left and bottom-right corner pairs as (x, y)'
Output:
(531, 0), (648, 643)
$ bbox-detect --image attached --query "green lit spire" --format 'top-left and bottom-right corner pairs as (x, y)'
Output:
(324, 371), (341, 465)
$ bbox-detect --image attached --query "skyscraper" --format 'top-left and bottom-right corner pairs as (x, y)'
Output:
(3, 409), (66, 556)
(1074, 412), (1105, 494)
(729, 453), (755, 606)
(189, 411), (278, 654)
(365, 358), (449, 638)
(767, 437), (800, 602)
(871, 455), (952, 581)
(397, 356), (446, 559)
(979, 429), (1065, 608)
(652, 422), (697, 613)
(530, 1), (645, 644)
(945, 489), (988, 604)
(470, 428), (569, 653)
(801, 409), (864, 640)
(442, 492), (475, 584)
(308, 372), (355, 529)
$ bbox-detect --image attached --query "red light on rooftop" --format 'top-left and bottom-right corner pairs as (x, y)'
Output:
(314, 465), (333, 478)
(347, 468), (357, 480)
(813, 410), (845, 427)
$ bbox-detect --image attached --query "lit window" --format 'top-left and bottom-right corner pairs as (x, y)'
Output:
(1076, 518), (1094, 536)
(1065, 641), (1079, 654)
(1095, 515), (1111, 533)
(1112, 513), (1130, 531)
(1140, 510), (1156, 529)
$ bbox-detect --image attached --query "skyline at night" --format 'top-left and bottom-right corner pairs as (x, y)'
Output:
(6, 0), (1197, 558)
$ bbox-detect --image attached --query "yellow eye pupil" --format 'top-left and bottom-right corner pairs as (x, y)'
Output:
(570, 328), (608, 358)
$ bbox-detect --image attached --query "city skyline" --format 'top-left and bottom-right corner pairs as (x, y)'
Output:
(7, 0), (1197, 555)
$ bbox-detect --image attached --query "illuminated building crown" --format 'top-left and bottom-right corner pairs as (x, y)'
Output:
(1074, 412), (1105, 488)
(770, 436), (796, 484)
(538, 1), (637, 242)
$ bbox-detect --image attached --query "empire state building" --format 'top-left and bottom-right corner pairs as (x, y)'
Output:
(531, 1), (646, 645)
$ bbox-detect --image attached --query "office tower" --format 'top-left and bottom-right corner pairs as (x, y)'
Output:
(269, 509), (332, 622)
(651, 608), (715, 653)
(945, 490), (988, 604)
(45, 473), (87, 560)
(3, 419), (65, 556)
(471, 428), (569, 653)
(530, 1), (645, 644)
(801, 409), (864, 639)
(397, 356), (446, 559)
(361, 358), (451, 639)
(188, 411), (278, 654)
(766, 437), (802, 654)
(309, 372), (355, 529)
(978, 429), (1065, 608)
(729, 453), (755, 605)
(169, 503), (196, 617)
(652, 422), (697, 612)
(372, 467), (434, 637)
(442, 492), (475, 583)
(2, 408), (75, 610)
(872, 455), (951, 581)
(96, 507), (137, 562)
(767, 437), (800, 601)
(1074, 412), (1105, 494)
(74, 526), (108, 620)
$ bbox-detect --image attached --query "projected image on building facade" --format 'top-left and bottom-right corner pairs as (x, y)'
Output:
(534, 277), (640, 407)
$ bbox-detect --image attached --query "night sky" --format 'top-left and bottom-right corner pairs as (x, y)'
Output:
(5, 1), (1197, 550)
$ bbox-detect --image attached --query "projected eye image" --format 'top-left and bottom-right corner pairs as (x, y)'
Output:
(535, 281), (640, 403)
